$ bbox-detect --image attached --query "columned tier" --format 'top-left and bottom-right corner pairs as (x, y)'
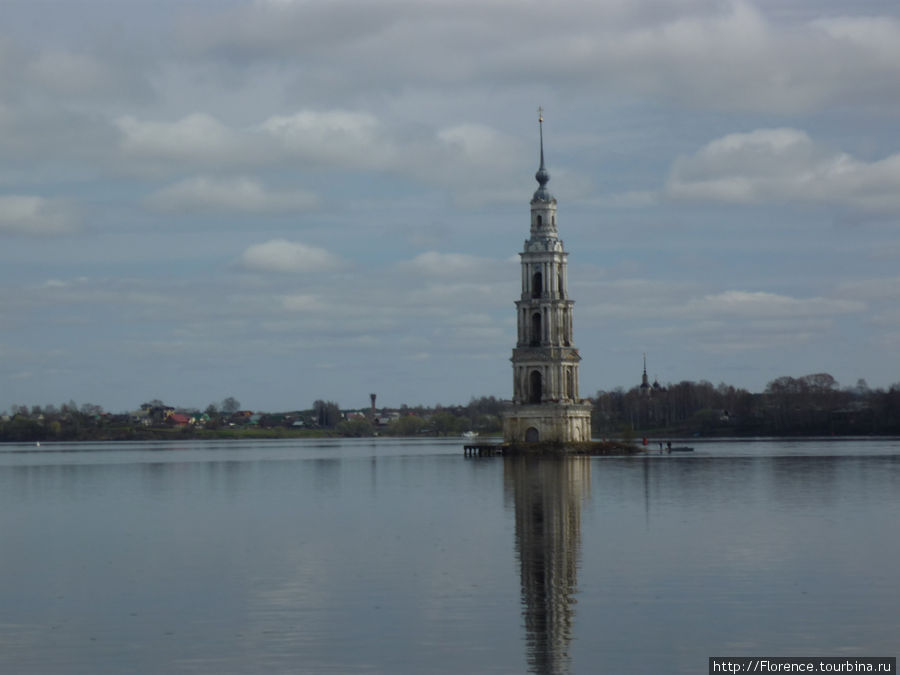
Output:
(510, 354), (582, 405)
(514, 301), (576, 348)
(503, 403), (593, 444)
(518, 251), (570, 301)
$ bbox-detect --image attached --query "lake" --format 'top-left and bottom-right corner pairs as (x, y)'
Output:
(1, 438), (898, 674)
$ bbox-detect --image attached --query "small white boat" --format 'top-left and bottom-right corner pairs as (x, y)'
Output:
(462, 431), (479, 440)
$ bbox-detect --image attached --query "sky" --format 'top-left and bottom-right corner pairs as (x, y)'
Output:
(2, 0), (900, 413)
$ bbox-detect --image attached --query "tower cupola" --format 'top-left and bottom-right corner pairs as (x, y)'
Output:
(530, 108), (558, 238)
(533, 108), (554, 203)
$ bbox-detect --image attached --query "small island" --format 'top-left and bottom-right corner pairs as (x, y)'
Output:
(465, 440), (641, 458)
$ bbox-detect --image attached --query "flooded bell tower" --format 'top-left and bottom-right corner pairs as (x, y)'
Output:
(503, 110), (592, 445)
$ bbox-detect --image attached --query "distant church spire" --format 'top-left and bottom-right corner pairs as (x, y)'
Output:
(533, 107), (553, 202)
(640, 353), (651, 395)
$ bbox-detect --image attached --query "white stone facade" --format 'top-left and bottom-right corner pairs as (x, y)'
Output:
(503, 118), (592, 444)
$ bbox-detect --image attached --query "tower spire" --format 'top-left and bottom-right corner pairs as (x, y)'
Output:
(534, 106), (552, 202)
(539, 106), (545, 170)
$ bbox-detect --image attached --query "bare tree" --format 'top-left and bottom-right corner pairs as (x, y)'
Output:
(221, 397), (241, 414)
(313, 400), (341, 428)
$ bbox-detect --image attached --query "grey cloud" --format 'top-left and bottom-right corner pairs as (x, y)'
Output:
(836, 277), (900, 302)
(115, 109), (533, 204)
(116, 113), (254, 165)
(147, 176), (319, 214)
(575, 278), (867, 358)
(0, 196), (77, 236)
(240, 239), (343, 274)
(0, 105), (118, 175)
(177, 0), (900, 113)
(0, 33), (155, 106)
(666, 128), (900, 213)
(681, 291), (865, 318)
(579, 279), (865, 321)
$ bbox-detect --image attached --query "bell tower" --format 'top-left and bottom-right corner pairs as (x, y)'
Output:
(503, 110), (592, 445)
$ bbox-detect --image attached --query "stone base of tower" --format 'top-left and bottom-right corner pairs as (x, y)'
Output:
(503, 403), (592, 445)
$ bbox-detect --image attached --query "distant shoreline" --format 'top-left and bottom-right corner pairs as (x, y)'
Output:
(4, 429), (900, 444)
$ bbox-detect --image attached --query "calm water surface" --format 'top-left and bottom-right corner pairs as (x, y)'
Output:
(1, 438), (898, 674)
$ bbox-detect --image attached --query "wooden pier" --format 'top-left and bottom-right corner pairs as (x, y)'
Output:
(463, 440), (642, 457)
(463, 443), (503, 457)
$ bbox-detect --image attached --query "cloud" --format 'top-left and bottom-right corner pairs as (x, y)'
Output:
(666, 128), (900, 213)
(0, 196), (75, 235)
(147, 176), (319, 213)
(114, 109), (534, 204)
(117, 110), (389, 172)
(391, 252), (516, 315)
(584, 190), (660, 209)
(0, 98), (117, 179)
(811, 15), (900, 68)
(179, 0), (900, 114)
(26, 50), (144, 99)
(179, 0), (397, 62)
(577, 278), (700, 320)
(0, 36), (154, 105)
(426, 124), (530, 203)
(28, 51), (109, 93)
(239, 239), (343, 274)
(401, 251), (503, 277)
(116, 113), (249, 164)
(683, 291), (864, 318)
(576, 278), (867, 358)
(836, 277), (900, 302)
(280, 293), (324, 311)
(435, 124), (522, 172)
(581, 280), (865, 321)
(258, 110), (393, 169)
(117, 109), (397, 171)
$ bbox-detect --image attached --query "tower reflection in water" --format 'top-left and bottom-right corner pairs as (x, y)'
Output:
(504, 456), (591, 675)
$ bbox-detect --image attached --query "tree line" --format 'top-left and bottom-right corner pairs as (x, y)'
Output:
(2, 375), (899, 442)
(0, 396), (508, 442)
(593, 373), (900, 437)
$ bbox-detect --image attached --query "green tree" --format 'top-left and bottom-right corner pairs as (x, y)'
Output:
(337, 417), (374, 437)
(387, 415), (427, 436)
(431, 411), (467, 436)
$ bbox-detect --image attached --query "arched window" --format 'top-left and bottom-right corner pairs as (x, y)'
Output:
(557, 270), (564, 296)
(530, 312), (541, 346)
(536, 214), (543, 227)
(529, 370), (542, 404)
(567, 369), (575, 400)
(531, 271), (542, 298)
(525, 427), (540, 442)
